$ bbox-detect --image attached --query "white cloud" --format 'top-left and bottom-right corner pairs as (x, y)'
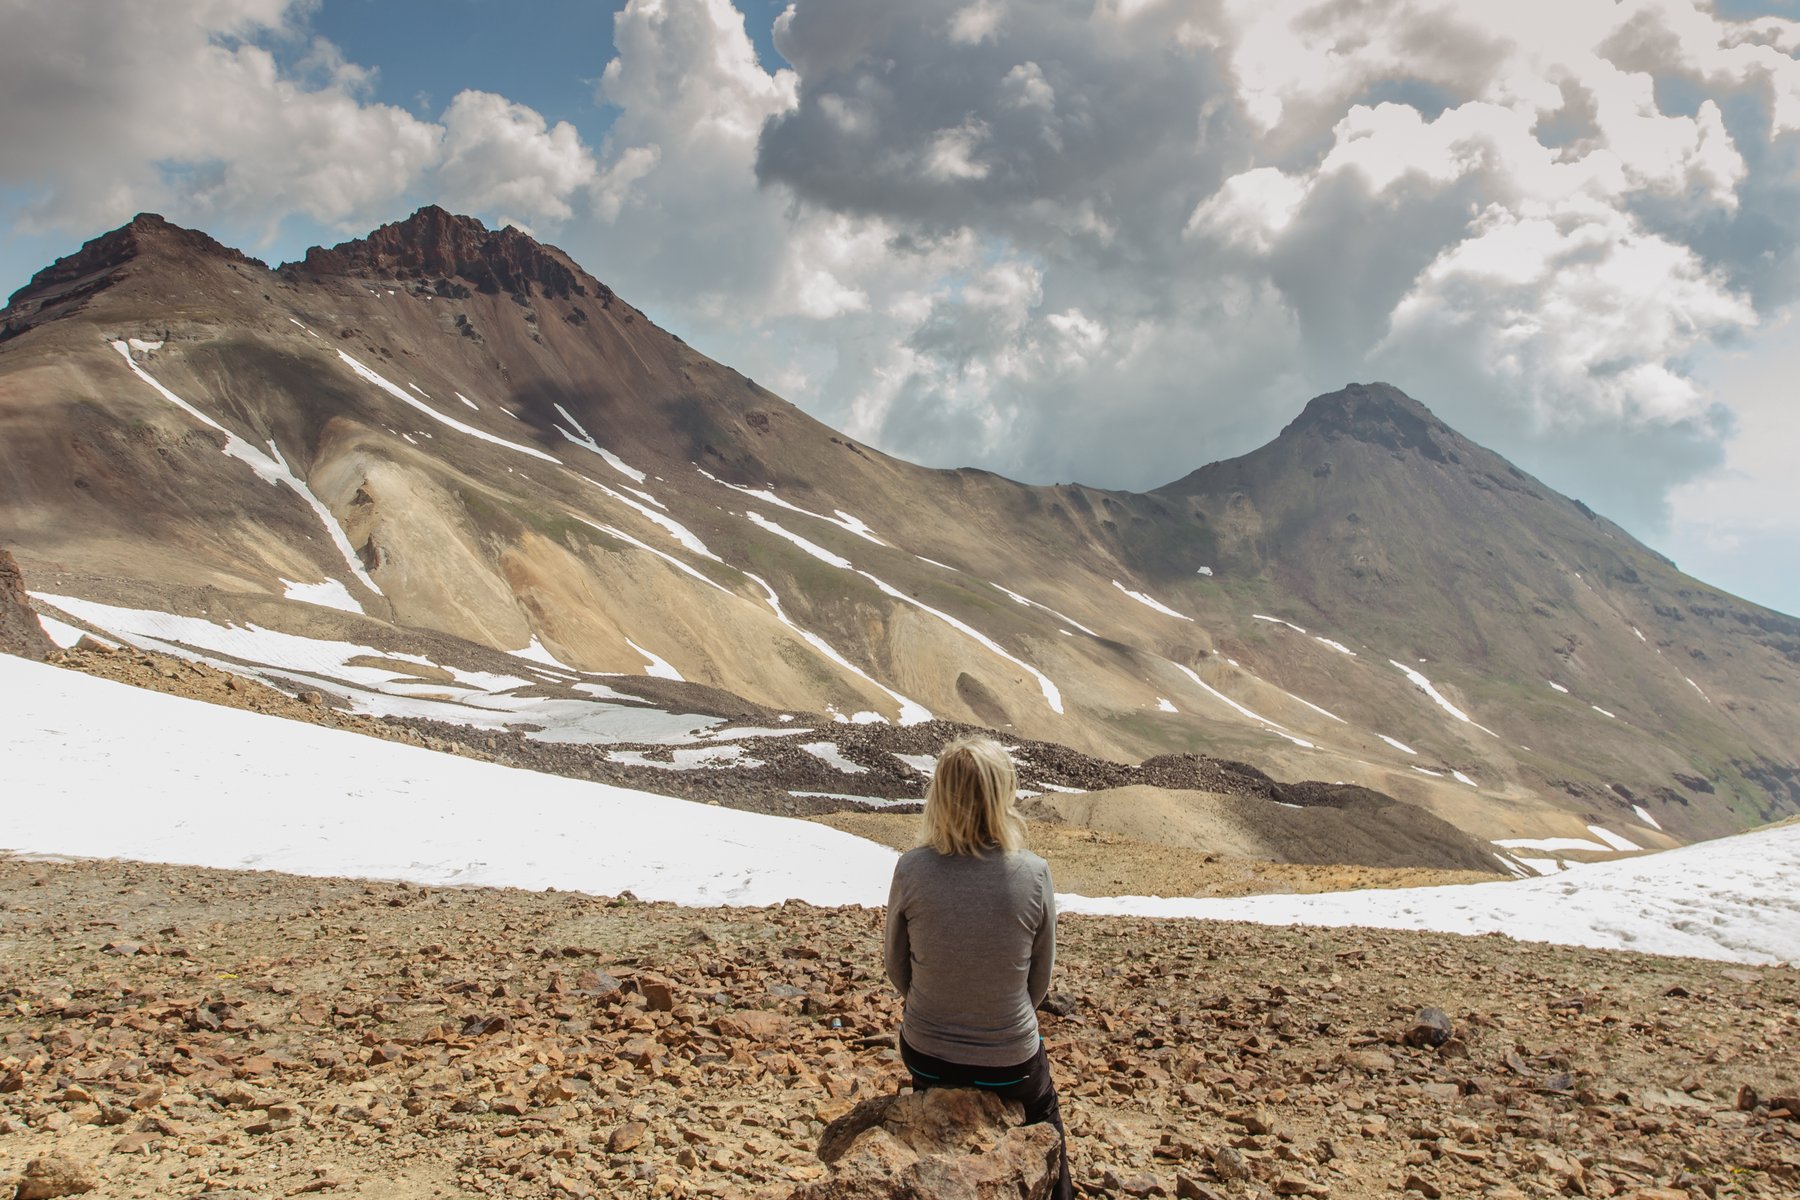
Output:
(0, 1), (601, 245)
(436, 91), (598, 224)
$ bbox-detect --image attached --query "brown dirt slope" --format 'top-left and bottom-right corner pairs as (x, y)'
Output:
(1, 857), (1795, 1200)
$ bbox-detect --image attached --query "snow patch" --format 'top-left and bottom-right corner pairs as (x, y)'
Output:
(1156, 697), (1178, 713)
(698, 469), (886, 544)
(1632, 804), (1663, 831)
(1591, 705), (1617, 719)
(1586, 824), (1641, 852)
(626, 638), (683, 681)
(1196, 566), (1213, 576)
(799, 743), (869, 774)
(1378, 734), (1418, 756)
(280, 578), (364, 615)
(1, 655), (897, 906)
(111, 342), (381, 596)
(1451, 770), (1478, 788)
(1253, 613), (1306, 634)
(1548, 681), (1569, 694)
(1172, 664), (1312, 749)
(36, 613), (94, 649)
(553, 403), (648, 482)
(747, 512), (853, 568)
(337, 351), (561, 464)
(1388, 659), (1475, 725)
(991, 584), (1099, 637)
(742, 572), (932, 726)
(1493, 836), (1613, 853)
(1112, 581), (1191, 621)
(1313, 637), (1357, 657)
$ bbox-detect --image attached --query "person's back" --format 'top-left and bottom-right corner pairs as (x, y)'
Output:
(882, 736), (1073, 1200)
(885, 844), (1054, 1066)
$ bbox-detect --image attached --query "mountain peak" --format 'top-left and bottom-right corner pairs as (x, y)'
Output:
(2, 213), (264, 337)
(282, 205), (594, 302)
(1281, 381), (1463, 463)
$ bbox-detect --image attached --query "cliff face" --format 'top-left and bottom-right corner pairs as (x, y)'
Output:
(284, 206), (596, 302)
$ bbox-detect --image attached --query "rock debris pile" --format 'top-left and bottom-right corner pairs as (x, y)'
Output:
(1, 858), (1796, 1199)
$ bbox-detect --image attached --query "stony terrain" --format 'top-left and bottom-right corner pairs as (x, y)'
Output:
(2, 856), (1795, 1200)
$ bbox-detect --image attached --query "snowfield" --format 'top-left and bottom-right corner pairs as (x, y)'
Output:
(4, 654), (1797, 965)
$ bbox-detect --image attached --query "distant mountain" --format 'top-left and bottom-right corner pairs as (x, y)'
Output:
(2, 207), (1794, 852)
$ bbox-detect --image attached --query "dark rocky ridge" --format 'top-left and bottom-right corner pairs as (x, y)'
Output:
(282, 205), (599, 303)
(0, 213), (265, 341)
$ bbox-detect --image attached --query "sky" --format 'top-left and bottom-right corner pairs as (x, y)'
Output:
(1, 0), (1797, 615)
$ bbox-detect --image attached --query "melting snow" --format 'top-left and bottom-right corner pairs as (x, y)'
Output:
(1548, 681), (1570, 694)
(1062, 826), (1800, 964)
(1112, 581), (1191, 621)
(1591, 705), (1617, 719)
(16, 657), (1791, 961)
(1632, 627), (1647, 642)
(127, 338), (163, 353)
(280, 578), (364, 615)
(31, 595), (716, 746)
(0, 656), (892, 904)
(36, 614), (92, 649)
(1684, 677), (1711, 703)
(455, 392), (480, 411)
(1172, 664), (1313, 749)
(553, 403), (648, 483)
(1197, 566), (1213, 576)
(510, 637), (583, 675)
(748, 512), (853, 568)
(1412, 766), (1444, 777)
(575, 518), (730, 596)
(1156, 697), (1178, 713)
(607, 746), (760, 771)
(1313, 637), (1356, 656)
(1378, 734), (1418, 756)
(337, 351), (560, 464)
(698, 469), (886, 545)
(625, 638), (683, 681)
(742, 572), (933, 726)
(1586, 824), (1641, 852)
(1451, 770), (1478, 787)
(1518, 857), (1565, 876)
(800, 743), (869, 774)
(744, 520), (1063, 717)
(1253, 613), (1307, 634)
(586, 481), (718, 560)
(894, 753), (937, 776)
(991, 584), (1099, 637)
(111, 342), (381, 597)
(1388, 659), (1476, 725)
(1633, 805), (1664, 831)
(1493, 836), (1614, 853)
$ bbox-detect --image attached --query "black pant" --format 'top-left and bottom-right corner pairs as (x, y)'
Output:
(900, 1036), (1074, 1200)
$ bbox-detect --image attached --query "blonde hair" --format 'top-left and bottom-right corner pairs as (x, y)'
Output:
(922, 737), (1024, 857)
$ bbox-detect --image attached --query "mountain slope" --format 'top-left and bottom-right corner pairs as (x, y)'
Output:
(1, 209), (1795, 853)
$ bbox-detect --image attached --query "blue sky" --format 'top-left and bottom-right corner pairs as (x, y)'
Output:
(2, 0), (1798, 615)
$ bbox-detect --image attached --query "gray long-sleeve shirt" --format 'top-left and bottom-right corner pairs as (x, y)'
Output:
(883, 845), (1056, 1066)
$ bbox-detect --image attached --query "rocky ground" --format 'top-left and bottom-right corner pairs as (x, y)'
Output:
(2, 856), (1795, 1200)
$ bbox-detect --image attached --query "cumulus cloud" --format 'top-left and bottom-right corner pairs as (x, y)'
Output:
(0, 0), (598, 243)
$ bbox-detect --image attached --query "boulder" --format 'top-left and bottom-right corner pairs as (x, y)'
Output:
(0, 548), (54, 661)
(788, 1088), (1061, 1200)
(14, 1152), (98, 1199)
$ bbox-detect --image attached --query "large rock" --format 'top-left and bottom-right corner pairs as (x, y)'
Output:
(13, 1152), (98, 1199)
(0, 548), (53, 661)
(789, 1088), (1061, 1200)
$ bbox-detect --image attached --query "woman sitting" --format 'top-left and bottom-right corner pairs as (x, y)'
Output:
(883, 736), (1073, 1200)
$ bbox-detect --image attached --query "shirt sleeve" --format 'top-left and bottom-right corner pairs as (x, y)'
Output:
(1026, 861), (1056, 1007)
(883, 864), (911, 996)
